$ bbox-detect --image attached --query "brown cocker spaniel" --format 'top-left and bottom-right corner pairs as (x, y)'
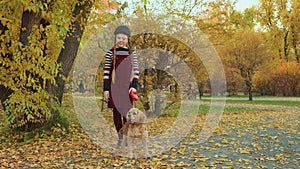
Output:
(119, 108), (150, 159)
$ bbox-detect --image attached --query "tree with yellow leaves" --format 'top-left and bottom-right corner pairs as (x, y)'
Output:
(257, 0), (299, 63)
(0, 0), (118, 130)
(225, 30), (269, 100)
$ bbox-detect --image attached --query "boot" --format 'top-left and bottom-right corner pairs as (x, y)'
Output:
(117, 133), (123, 147)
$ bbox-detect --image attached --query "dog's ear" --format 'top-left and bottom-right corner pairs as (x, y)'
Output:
(139, 111), (147, 123)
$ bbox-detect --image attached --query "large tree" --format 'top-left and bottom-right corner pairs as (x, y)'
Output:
(225, 30), (269, 100)
(0, 0), (117, 130)
(257, 0), (300, 63)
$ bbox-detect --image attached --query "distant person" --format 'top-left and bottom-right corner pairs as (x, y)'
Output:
(79, 80), (84, 93)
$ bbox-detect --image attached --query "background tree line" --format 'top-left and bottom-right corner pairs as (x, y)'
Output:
(0, 0), (299, 131)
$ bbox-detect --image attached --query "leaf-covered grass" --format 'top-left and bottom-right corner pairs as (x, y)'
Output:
(0, 95), (299, 168)
(0, 95), (294, 136)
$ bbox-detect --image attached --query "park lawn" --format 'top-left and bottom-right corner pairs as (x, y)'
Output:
(201, 97), (300, 107)
(225, 100), (300, 107)
(0, 95), (299, 168)
(202, 94), (299, 99)
(161, 104), (270, 116)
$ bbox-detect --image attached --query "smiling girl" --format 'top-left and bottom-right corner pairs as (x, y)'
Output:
(103, 25), (139, 146)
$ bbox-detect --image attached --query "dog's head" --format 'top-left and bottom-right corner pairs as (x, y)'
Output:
(126, 108), (146, 124)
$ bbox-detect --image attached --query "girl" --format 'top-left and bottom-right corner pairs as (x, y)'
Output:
(103, 25), (139, 146)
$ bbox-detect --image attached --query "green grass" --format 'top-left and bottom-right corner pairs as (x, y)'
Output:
(202, 94), (299, 98)
(201, 99), (299, 107)
(160, 102), (266, 117)
(228, 100), (298, 106)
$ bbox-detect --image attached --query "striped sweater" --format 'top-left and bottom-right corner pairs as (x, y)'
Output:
(103, 47), (139, 91)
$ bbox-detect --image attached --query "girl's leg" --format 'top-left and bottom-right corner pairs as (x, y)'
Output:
(113, 108), (127, 146)
(113, 108), (128, 132)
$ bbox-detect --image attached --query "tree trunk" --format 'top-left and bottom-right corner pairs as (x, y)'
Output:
(154, 93), (162, 116)
(248, 87), (253, 101)
(20, 10), (42, 46)
(291, 31), (299, 63)
(0, 9), (42, 123)
(283, 30), (289, 62)
(0, 21), (12, 109)
(154, 69), (163, 115)
(0, 86), (12, 110)
(174, 82), (179, 99)
(246, 80), (253, 101)
(142, 67), (151, 112)
(197, 82), (204, 99)
(47, 1), (93, 104)
(0, 10), (42, 107)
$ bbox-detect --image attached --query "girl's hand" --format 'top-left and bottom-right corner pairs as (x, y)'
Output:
(103, 91), (110, 101)
(129, 87), (137, 94)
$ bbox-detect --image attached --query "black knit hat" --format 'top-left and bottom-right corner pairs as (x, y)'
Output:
(114, 25), (131, 37)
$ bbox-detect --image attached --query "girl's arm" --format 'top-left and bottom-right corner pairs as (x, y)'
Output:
(131, 51), (139, 89)
(103, 49), (113, 91)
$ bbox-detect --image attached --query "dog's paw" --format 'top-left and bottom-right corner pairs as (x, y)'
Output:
(128, 153), (133, 159)
(144, 152), (151, 159)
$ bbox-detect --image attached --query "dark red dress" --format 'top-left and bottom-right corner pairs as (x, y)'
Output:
(103, 47), (139, 109)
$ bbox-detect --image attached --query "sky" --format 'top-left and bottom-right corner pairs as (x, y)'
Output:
(117, 0), (261, 16)
(235, 0), (260, 11)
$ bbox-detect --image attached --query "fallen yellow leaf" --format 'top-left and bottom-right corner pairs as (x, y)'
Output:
(255, 145), (262, 151)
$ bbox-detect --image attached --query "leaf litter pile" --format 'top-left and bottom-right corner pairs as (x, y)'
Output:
(1, 102), (299, 168)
